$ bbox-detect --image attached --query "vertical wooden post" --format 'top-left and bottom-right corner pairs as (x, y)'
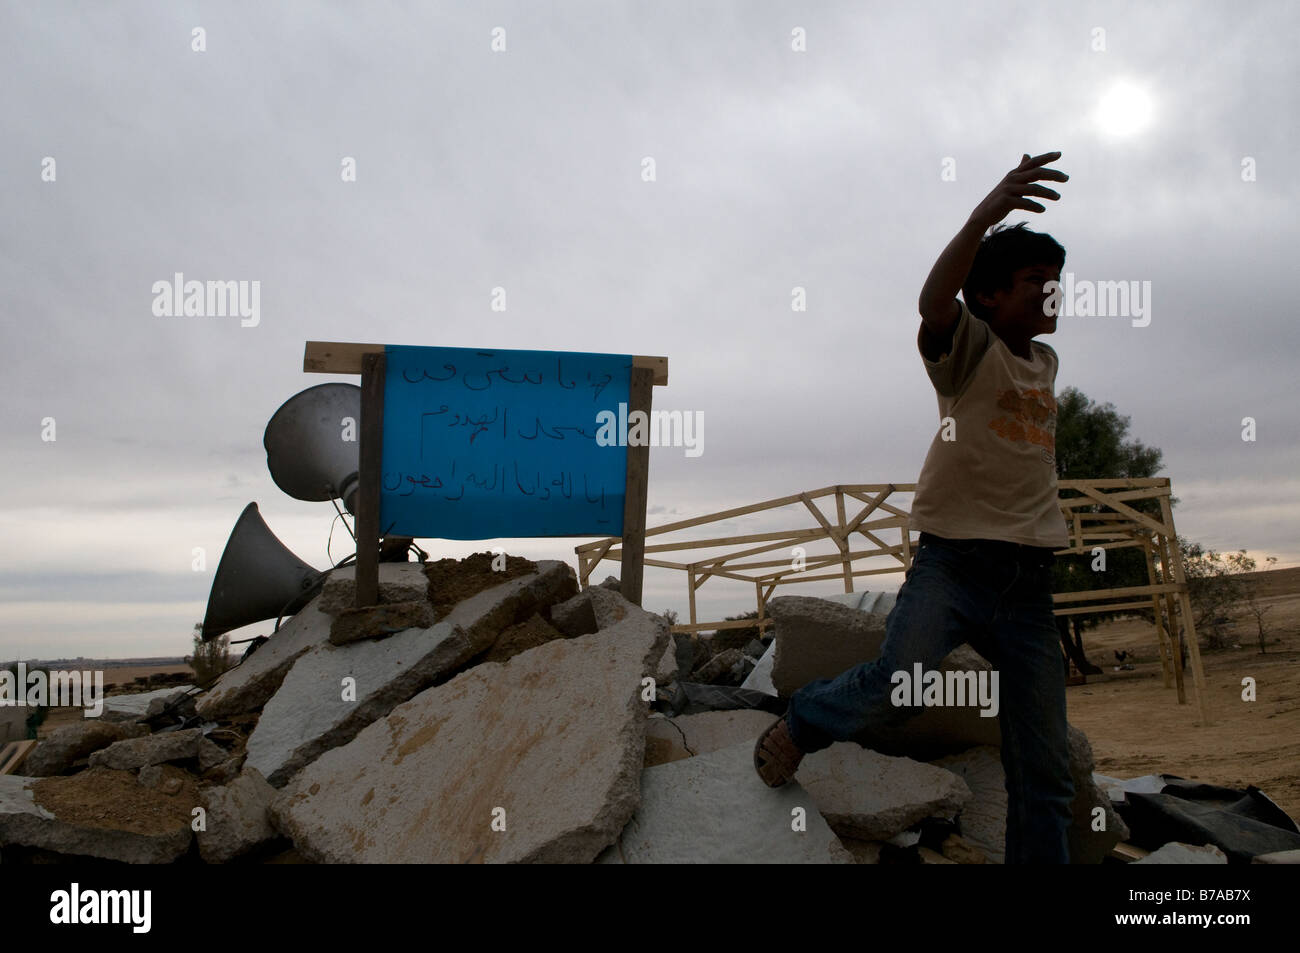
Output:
(1159, 497), (1211, 726)
(1143, 538), (1173, 688)
(835, 488), (853, 593)
(687, 567), (698, 627)
(355, 351), (386, 609)
(620, 366), (653, 607)
(1156, 532), (1187, 704)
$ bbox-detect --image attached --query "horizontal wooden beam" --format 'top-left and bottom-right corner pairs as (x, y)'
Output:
(304, 341), (669, 386)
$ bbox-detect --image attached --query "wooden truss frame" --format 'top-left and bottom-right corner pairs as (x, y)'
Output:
(574, 477), (1209, 723)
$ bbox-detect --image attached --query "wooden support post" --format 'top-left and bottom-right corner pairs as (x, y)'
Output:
(620, 366), (653, 607)
(1156, 532), (1188, 705)
(355, 351), (386, 609)
(1143, 538), (1173, 688)
(1160, 497), (1212, 726)
(835, 488), (852, 593)
(687, 566), (698, 626)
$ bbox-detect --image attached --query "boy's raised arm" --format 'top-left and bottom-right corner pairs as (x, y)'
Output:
(917, 151), (1067, 356)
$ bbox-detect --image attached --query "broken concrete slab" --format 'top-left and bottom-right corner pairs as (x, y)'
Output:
(88, 728), (205, 771)
(23, 721), (146, 777)
(644, 710), (777, 767)
(102, 685), (196, 719)
(690, 647), (751, 685)
(196, 598), (334, 720)
(317, 562), (432, 615)
(246, 562), (578, 789)
(932, 745), (1006, 863)
(198, 768), (279, 863)
(768, 594), (893, 697)
(328, 600), (436, 646)
(933, 728), (1130, 865)
(597, 741), (853, 864)
(1135, 842), (1228, 864)
(653, 638), (678, 685)
(1252, 849), (1300, 863)
(587, 586), (635, 630)
(0, 772), (193, 863)
(1067, 725), (1129, 864)
(270, 604), (669, 863)
(244, 621), (469, 787)
(797, 743), (970, 841)
(740, 641), (777, 696)
(548, 589), (598, 637)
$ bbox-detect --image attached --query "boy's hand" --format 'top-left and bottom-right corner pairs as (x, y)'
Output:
(969, 152), (1068, 230)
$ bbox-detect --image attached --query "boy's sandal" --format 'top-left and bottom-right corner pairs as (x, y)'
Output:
(753, 716), (803, 788)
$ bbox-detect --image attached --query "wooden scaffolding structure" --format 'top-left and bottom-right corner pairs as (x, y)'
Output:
(574, 477), (1210, 723)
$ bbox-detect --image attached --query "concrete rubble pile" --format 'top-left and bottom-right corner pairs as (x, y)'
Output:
(4, 555), (1214, 864)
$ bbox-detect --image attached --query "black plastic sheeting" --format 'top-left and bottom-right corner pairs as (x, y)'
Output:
(658, 682), (787, 717)
(1115, 776), (1300, 863)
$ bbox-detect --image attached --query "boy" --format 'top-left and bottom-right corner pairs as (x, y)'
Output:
(754, 152), (1076, 864)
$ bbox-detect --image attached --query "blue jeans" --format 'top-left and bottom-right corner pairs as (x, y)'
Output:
(784, 532), (1075, 864)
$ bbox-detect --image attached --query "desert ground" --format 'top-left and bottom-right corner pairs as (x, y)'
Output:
(1066, 567), (1300, 822)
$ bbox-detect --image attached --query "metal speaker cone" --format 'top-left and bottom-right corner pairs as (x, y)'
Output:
(201, 502), (325, 641)
(264, 382), (362, 513)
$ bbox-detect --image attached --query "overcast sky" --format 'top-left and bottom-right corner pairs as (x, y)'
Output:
(3, 1), (1296, 660)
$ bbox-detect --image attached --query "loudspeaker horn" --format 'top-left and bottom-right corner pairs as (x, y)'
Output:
(201, 502), (325, 641)
(264, 382), (362, 513)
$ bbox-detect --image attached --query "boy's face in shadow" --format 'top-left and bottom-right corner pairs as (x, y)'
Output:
(979, 263), (1063, 341)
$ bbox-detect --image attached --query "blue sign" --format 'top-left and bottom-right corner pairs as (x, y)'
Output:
(379, 345), (632, 539)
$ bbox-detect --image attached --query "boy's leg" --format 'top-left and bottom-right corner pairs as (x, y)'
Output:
(981, 556), (1075, 864)
(784, 537), (986, 755)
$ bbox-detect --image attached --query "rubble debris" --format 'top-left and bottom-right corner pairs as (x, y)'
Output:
(328, 600), (436, 646)
(597, 741), (853, 864)
(767, 594), (893, 697)
(23, 721), (147, 777)
(643, 710), (776, 767)
(479, 612), (567, 665)
(196, 598), (334, 720)
(689, 647), (752, 686)
(246, 562), (575, 788)
(931, 745), (1006, 863)
(317, 562), (431, 615)
(1134, 842), (1229, 864)
(0, 769), (194, 863)
(270, 598), (668, 863)
(88, 728), (205, 772)
(797, 743), (971, 841)
(198, 768), (280, 863)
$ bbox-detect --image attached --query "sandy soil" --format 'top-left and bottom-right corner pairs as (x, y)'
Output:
(1066, 572), (1300, 823)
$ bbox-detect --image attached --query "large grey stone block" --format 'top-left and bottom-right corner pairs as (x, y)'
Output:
(198, 768), (279, 863)
(196, 598), (334, 720)
(270, 605), (669, 863)
(23, 721), (144, 777)
(798, 743), (970, 841)
(245, 621), (469, 787)
(643, 710), (776, 767)
(597, 741), (853, 864)
(317, 562), (431, 615)
(88, 728), (204, 771)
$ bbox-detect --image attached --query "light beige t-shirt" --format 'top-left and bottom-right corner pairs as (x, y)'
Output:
(908, 299), (1069, 548)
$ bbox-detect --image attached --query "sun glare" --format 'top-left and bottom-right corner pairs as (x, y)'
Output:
(1096, 81), (1155, 137)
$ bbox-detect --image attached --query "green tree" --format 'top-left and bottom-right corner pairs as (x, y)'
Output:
(186, 623), (231, 688)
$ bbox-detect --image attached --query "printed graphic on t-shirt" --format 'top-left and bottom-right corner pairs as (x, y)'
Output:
(988, 387), (1057, 466)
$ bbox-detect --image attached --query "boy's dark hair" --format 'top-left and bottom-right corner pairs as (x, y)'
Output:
(962, 222), (1066, 321)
